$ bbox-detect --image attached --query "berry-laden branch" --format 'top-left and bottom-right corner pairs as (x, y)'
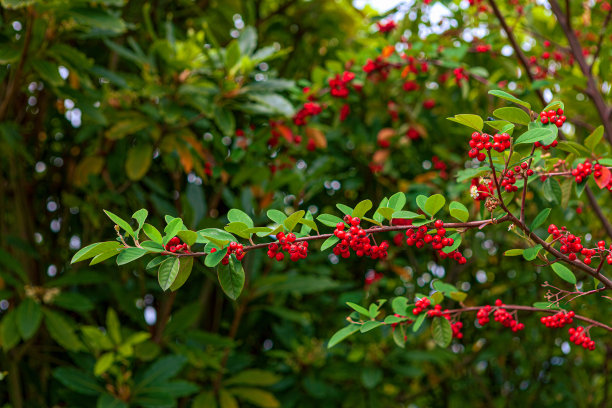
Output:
(339, 298), (611, 352)
(72, 93), (612, 357)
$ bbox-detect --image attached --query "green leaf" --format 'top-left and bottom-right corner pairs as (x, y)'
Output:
(31, 59), (64, 87)
(352, 200), (373, 218)
(514, 128), (555, 145)
(140, 241), (165, 252)
(424, 194), (445, 217)
(575, 179), (587, 197)
(391, 211), (423, 219)
(449, 292), (467, 302)
(206, 247), (228, 267)
(327, 324), (360, 348)
(360, 321), (383, 333)
(71, 241), (121, 264)
(135, 355), (187, 388)
(391, 297), (409, 316)
(336, 203), (353, 215)
(488, 90), (531, 109)
(158, 258), (180, 291)
(163, 218), (184, 245)
(228, 387), (280, 408)
(125, 145), (153, 181)
(224, 369), (281, 387)
(224, 222), (251, 239)
(298, 218), (318, 232)
(228, 209), (254, 228)
(376, 207), (395, 220)
(542, 178), (562, 204)
(551, 263), (577, 285)
(213, 106), (235, 136)
(177, 230), (198, 246)
(393, 326), (406, 348)
(320, 235), (339, 251)
(103, 210), (134, 237)
(284, 210), (305, 231)
(97, 393), (128, 408)
(585, 126), (604, 152)
(199, 228), (235, 246)
(416, 195), (428, 214)
(217, 255), (245, 300)
(106, 309), (121, 344)
(530, 208), (551, 230)
(346, 302), (370, 316)
(146, 256), (167, 270)
(116, 248), (148, 265)
(0, 310), (20, 351)
(317, 214), (344, 227)
(44, 309), (84, 351)
(432, 281), (458, 294)
(449, 202), (469, 222)
(53, 367), (103, 396)
(441, 233), (461, 254)
(143, 224), (163, 244)
(266, 209), (287, 224)
(412, 313), (426, 332)
(431, 317), (452, 348)
(94, 352), (115, 376)
(523, 245), (542, 261)
(170, 257), (194, 291)
(132, 209), (148, 231)
(504, 249), (524, 256)
(388, 192), (407, 211)
(493, 107), (531, 125)
(446, 114), (483, 131)
(16, 298), (42, 340)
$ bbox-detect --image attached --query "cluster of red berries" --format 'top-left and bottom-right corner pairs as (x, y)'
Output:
(546, 224), (612, 264)
(340, 104), (350, 121)
(412, 297), (431, 315)
(328, 71), (355, 98)
(400, 55), (429, 75)
(534, 139), (558, 150)
(406, 127), (421, 141)
(468, 132), (511, 161)
(432, 156), (449, 179)
(475, 44), (491, 53)
(451, 321), (464, 339)
(548, 224), (584, 260)
(540, 310), (575, 328)
(405, 220), (467, 264)
(293, 102), (322, 126)
(210, 241), (245, 265)
(452, 67), (469, 86)
(470, 178), (495, 201)
(402, 80), (419, 92)
(568, 326), (596, 351)
(500, 169), (519, 192)
(477, 300), (524, 332)
(571, 160), (592, 183)
(332, 216), (389, 259)
(416, 302), (463, 338)
(363, 57), (392, 81)
(267, 232), (308, 262)
(376, 20), (397, 33)
(476, 305), (492, 325)
(165, 237), (190, 253)
(539, 108), (566, 128)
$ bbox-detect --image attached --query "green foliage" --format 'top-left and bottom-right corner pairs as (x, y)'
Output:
(1, 0), (612, 406)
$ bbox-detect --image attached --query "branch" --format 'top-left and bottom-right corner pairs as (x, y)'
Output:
(591, 7), (612, 72)
(487, 0), (545, 104)
(548, 0), (612, 145)
(444, 304), (612, 332)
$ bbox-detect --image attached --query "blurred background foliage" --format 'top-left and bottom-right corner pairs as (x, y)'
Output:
(0, 0), (611, 406)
